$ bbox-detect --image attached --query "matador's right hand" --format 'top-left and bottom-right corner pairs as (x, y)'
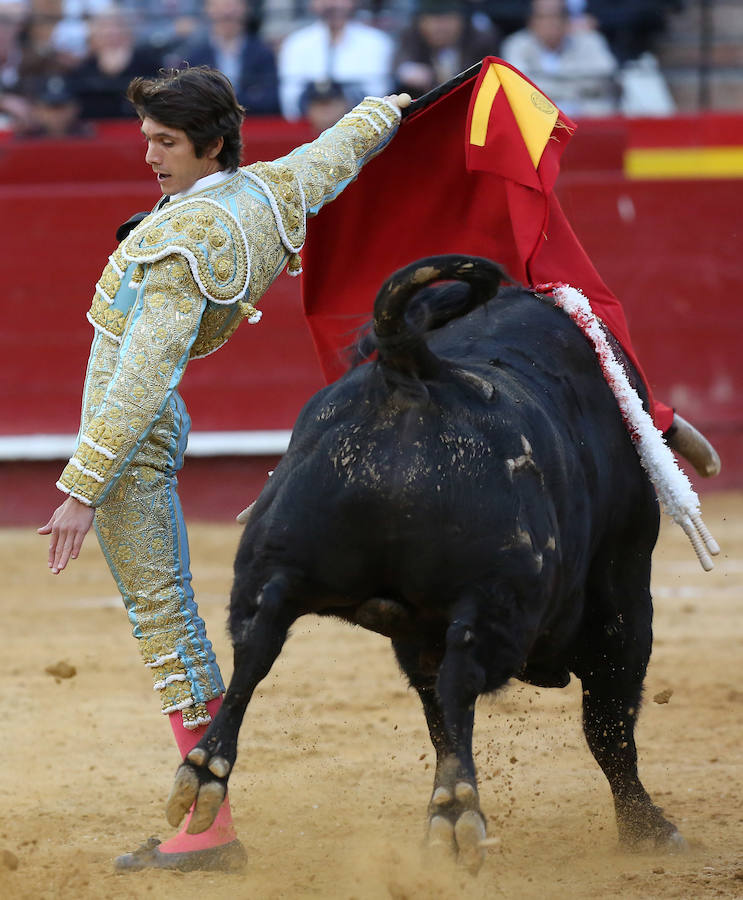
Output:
(38, 496), (95, 574)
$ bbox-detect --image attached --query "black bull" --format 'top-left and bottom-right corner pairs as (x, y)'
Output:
(167, 255), (685, 869)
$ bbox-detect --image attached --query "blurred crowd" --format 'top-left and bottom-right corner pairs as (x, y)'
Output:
(0, 0), (682, 138)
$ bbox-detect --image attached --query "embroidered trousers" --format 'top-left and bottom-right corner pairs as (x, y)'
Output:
(94, 389), (224, 728)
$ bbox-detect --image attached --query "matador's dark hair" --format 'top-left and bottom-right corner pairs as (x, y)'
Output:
(127, 67), (246, 170)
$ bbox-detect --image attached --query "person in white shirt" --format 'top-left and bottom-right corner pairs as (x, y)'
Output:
(501, 0), (619, 118)
(278, 0), (394, 120)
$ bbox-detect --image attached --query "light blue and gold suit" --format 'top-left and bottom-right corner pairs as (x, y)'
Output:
(57, 97), (401, 728)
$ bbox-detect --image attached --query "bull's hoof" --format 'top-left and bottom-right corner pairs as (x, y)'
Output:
(166, 751), (231, 833)
(426, 779), (487, 873)
(427, 815), (455, 856)
(618, 806), (687, 854)
(620, 826), (688, 855)
(188, 781), (227, 834)
(454, 810), (487, 873)
(426, 809), (488, 873)
(662, 830), (689, 853)
(166, 765), (200, 828)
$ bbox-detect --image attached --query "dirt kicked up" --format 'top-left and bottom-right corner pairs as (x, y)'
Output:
(3, 492), (742, 900)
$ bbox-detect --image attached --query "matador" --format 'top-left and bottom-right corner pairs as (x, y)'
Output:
(41, 66), (405, 872)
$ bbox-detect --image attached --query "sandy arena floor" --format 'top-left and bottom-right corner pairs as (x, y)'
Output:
(2, 491), (742, 899)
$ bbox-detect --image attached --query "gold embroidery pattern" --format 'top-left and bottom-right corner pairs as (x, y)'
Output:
(135, 102), (396, 353)
(59, 257), (206, 505)
(94, 246), (129, 301)
(79, 331), (120, 433)
(97, 263), (121, 302)
(95, 442), (223, 721)
(280, 96), (399, 214)
(89, 295), (128, 338)
(246, 160), (305, 249)
(245, 160), (307, 275)
(80, 98), (398, 373)
(123, 200), (249, 303)
(190, 303), (241, 359)
(232, 181), (289, 307)
(222, 99), (397, 304)
(111, 246), (127, 272)
(171, 171), (289, 348)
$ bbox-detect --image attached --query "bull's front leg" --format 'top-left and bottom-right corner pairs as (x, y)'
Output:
(166, 573), (298, 834)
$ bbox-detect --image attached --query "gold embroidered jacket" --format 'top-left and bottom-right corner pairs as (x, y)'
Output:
(58, 96), (401, 506)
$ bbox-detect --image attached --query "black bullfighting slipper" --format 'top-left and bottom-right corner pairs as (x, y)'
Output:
(113, 836), (247, 873)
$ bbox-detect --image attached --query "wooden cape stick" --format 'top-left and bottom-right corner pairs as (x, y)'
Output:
(400, 59), (484, 120)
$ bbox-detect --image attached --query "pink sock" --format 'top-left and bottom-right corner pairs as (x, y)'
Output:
(159, 696), (238, 853)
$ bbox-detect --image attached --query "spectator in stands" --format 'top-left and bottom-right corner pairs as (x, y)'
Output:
(580, 0), (677, 64)
(477, 0), (528, 37)
(65, 3), (160, 118)
(1, 0), (89, 130)
(394, 0), (499, 100)
(50, 0), (110, 62)
(21, 71), (93, 134)
(278, 0), (394, 120)
(120, 0), (202, 54)
(258, 0), (309, 48)
(299, 76), (351, 130)
(500, 0), (618, 117)
(0, 0), (33, 129)
(173, 0), (280, 115)
(486, 0), (677, 63)
(16, 0), (82, 79)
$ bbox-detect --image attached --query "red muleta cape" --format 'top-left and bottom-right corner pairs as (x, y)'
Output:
(301, 57), (672, 432)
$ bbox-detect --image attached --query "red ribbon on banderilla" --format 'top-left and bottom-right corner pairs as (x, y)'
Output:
(536, 282), (720, 571)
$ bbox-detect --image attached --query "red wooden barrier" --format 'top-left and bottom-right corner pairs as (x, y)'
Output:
(1, 115), (740, 524)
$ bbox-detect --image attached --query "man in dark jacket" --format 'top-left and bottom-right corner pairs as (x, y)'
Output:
(174, 0), (279, 114)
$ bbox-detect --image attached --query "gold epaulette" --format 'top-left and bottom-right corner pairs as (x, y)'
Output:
(243, 160), (306, 276)
(122, 198), (251, 304)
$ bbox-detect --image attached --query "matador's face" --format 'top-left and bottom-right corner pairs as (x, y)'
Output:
(140, 117), (223, 197)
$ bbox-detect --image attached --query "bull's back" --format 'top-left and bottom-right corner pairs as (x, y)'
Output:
(429, 287), (649, 498)
(254, 289), (655, 605)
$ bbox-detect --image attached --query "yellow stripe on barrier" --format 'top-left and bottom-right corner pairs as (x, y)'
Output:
(625, 146), (743, 179)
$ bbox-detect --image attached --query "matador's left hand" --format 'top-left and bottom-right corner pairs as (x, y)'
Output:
(386, 93), (412, 111)
(38, 496), (95, 574)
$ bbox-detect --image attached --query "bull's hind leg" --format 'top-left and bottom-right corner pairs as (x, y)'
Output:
(393, 601), (501, 873)
(575, 564), (685, 851)
(398, 669), (487, 873)
(580, 679), (684, 850)
(166, 571), (299, 834)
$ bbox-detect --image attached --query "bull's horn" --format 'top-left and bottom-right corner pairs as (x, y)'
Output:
(665, 414), (721, 478)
